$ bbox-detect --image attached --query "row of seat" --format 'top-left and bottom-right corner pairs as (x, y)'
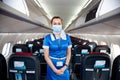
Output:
(71, 45), (111, 80)
(70, 36), (119, 80)
(0, 36), (120, 80)
(8, 38), (45, 80)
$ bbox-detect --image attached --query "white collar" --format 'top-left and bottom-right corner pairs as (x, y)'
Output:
(50, 30), (66, 41)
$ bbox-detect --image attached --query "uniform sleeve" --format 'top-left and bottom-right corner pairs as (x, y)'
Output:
(67, 34), (72, 48)
(42, 35), (49, 49)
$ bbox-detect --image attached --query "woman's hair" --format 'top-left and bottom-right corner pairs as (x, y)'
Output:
(51, 16), (62, 24)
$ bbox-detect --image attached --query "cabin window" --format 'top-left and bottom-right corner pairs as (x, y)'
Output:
(2, 43), (11, 58)
(88, 39), (92, 42)
(25, 39), (29, 43)
(101, 41), (107, 45)
(93, 40), (98, 44)
(111, 44), (120, 59)
(17, 41), (22, 44)
(3, 0), (29, 16)
(31, 38), (34, 41)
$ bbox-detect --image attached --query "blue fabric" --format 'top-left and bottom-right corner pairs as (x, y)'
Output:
(14, 62), (26, 80)
(43, 34), (72, 80)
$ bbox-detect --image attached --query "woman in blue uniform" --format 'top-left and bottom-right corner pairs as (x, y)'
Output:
(43, 16), (72, 80)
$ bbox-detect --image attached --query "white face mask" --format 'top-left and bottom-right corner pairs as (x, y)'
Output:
(52, 25), (62, 34)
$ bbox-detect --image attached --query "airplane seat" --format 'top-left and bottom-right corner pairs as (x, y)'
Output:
(0, 53), (7, 80)
(8, 44), (41, 80)
(13, 44), (29, 53)
(71, 43), (78, 64)
(71, 36), (83, 46)
(12, 44), (33, 56)
(87, 42), (97, 52)
(82, 53), (111, 80)
(33, 44), (45, 62)
(73, 45), (91, 63)
(93, 45), (110, 54)
(72, 45), (91, 79)
(111, 55), (120, 80)
(81, 40), (89, 45)
(26, 41), (36, 53)
(34, 38), (44, 45)
(32, 43), (47, 79)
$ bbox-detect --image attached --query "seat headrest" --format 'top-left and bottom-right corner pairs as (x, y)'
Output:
(75, 45), (91, 54)
(87, 42), (97, 49)
(34, 38), (44, 45)
(26, 41), (35, 48)
(32, 45), (43, 54)
(13, 44), (29, 53)
(93, 45), (110, 54)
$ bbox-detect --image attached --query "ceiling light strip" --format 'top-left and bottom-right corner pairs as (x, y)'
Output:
(64, 0), (93, 30)
(34, 0), (52, 19)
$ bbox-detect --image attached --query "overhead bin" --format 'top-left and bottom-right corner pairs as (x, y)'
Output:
(0, 1), (52, 33)
(68, 0), (120, 32)
(86, 0), (120, 22)
(96, 0), (120, 17)
(85, 2), (100, 22)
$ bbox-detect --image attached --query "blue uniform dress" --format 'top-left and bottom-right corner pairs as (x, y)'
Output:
(43, 34), (72, 80)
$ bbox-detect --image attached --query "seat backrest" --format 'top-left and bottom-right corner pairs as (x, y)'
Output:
(75, 45), (91, 55)
(13, 44), (29, 53)
(34, 38), (43, 45)
(33, 44), (45, 62)
(0, 54), (7, 80)
(10, 43), (41, 80)
(72, 45), (91, 80)
(93, 45), (110, 54)
(32, 44), (47, 77)
(82, 40), (89, 45)
(8, 54), (40, 80)
(73, 45), (91, 63)
(82, 53), (111, 80)
(26, 41), (35, 53)
(111, 55), (120, 80)
(87, 42), (97, 52)
(32, 44), (43, 53)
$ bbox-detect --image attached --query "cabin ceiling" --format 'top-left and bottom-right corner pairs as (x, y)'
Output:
(0, 0), (92, 33)
(0, 0), (120, 35)
(31, 0), (91, 29)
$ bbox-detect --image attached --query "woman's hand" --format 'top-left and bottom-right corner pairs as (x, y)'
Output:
(54, 69), (64, 75)
(54, 66), (67, 75)
(60, 66), (67, 73)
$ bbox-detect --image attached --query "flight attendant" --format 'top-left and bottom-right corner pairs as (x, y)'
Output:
(43, 16), (72, 80)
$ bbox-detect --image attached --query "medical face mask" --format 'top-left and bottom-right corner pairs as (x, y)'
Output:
(52, 25), (62, 34)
